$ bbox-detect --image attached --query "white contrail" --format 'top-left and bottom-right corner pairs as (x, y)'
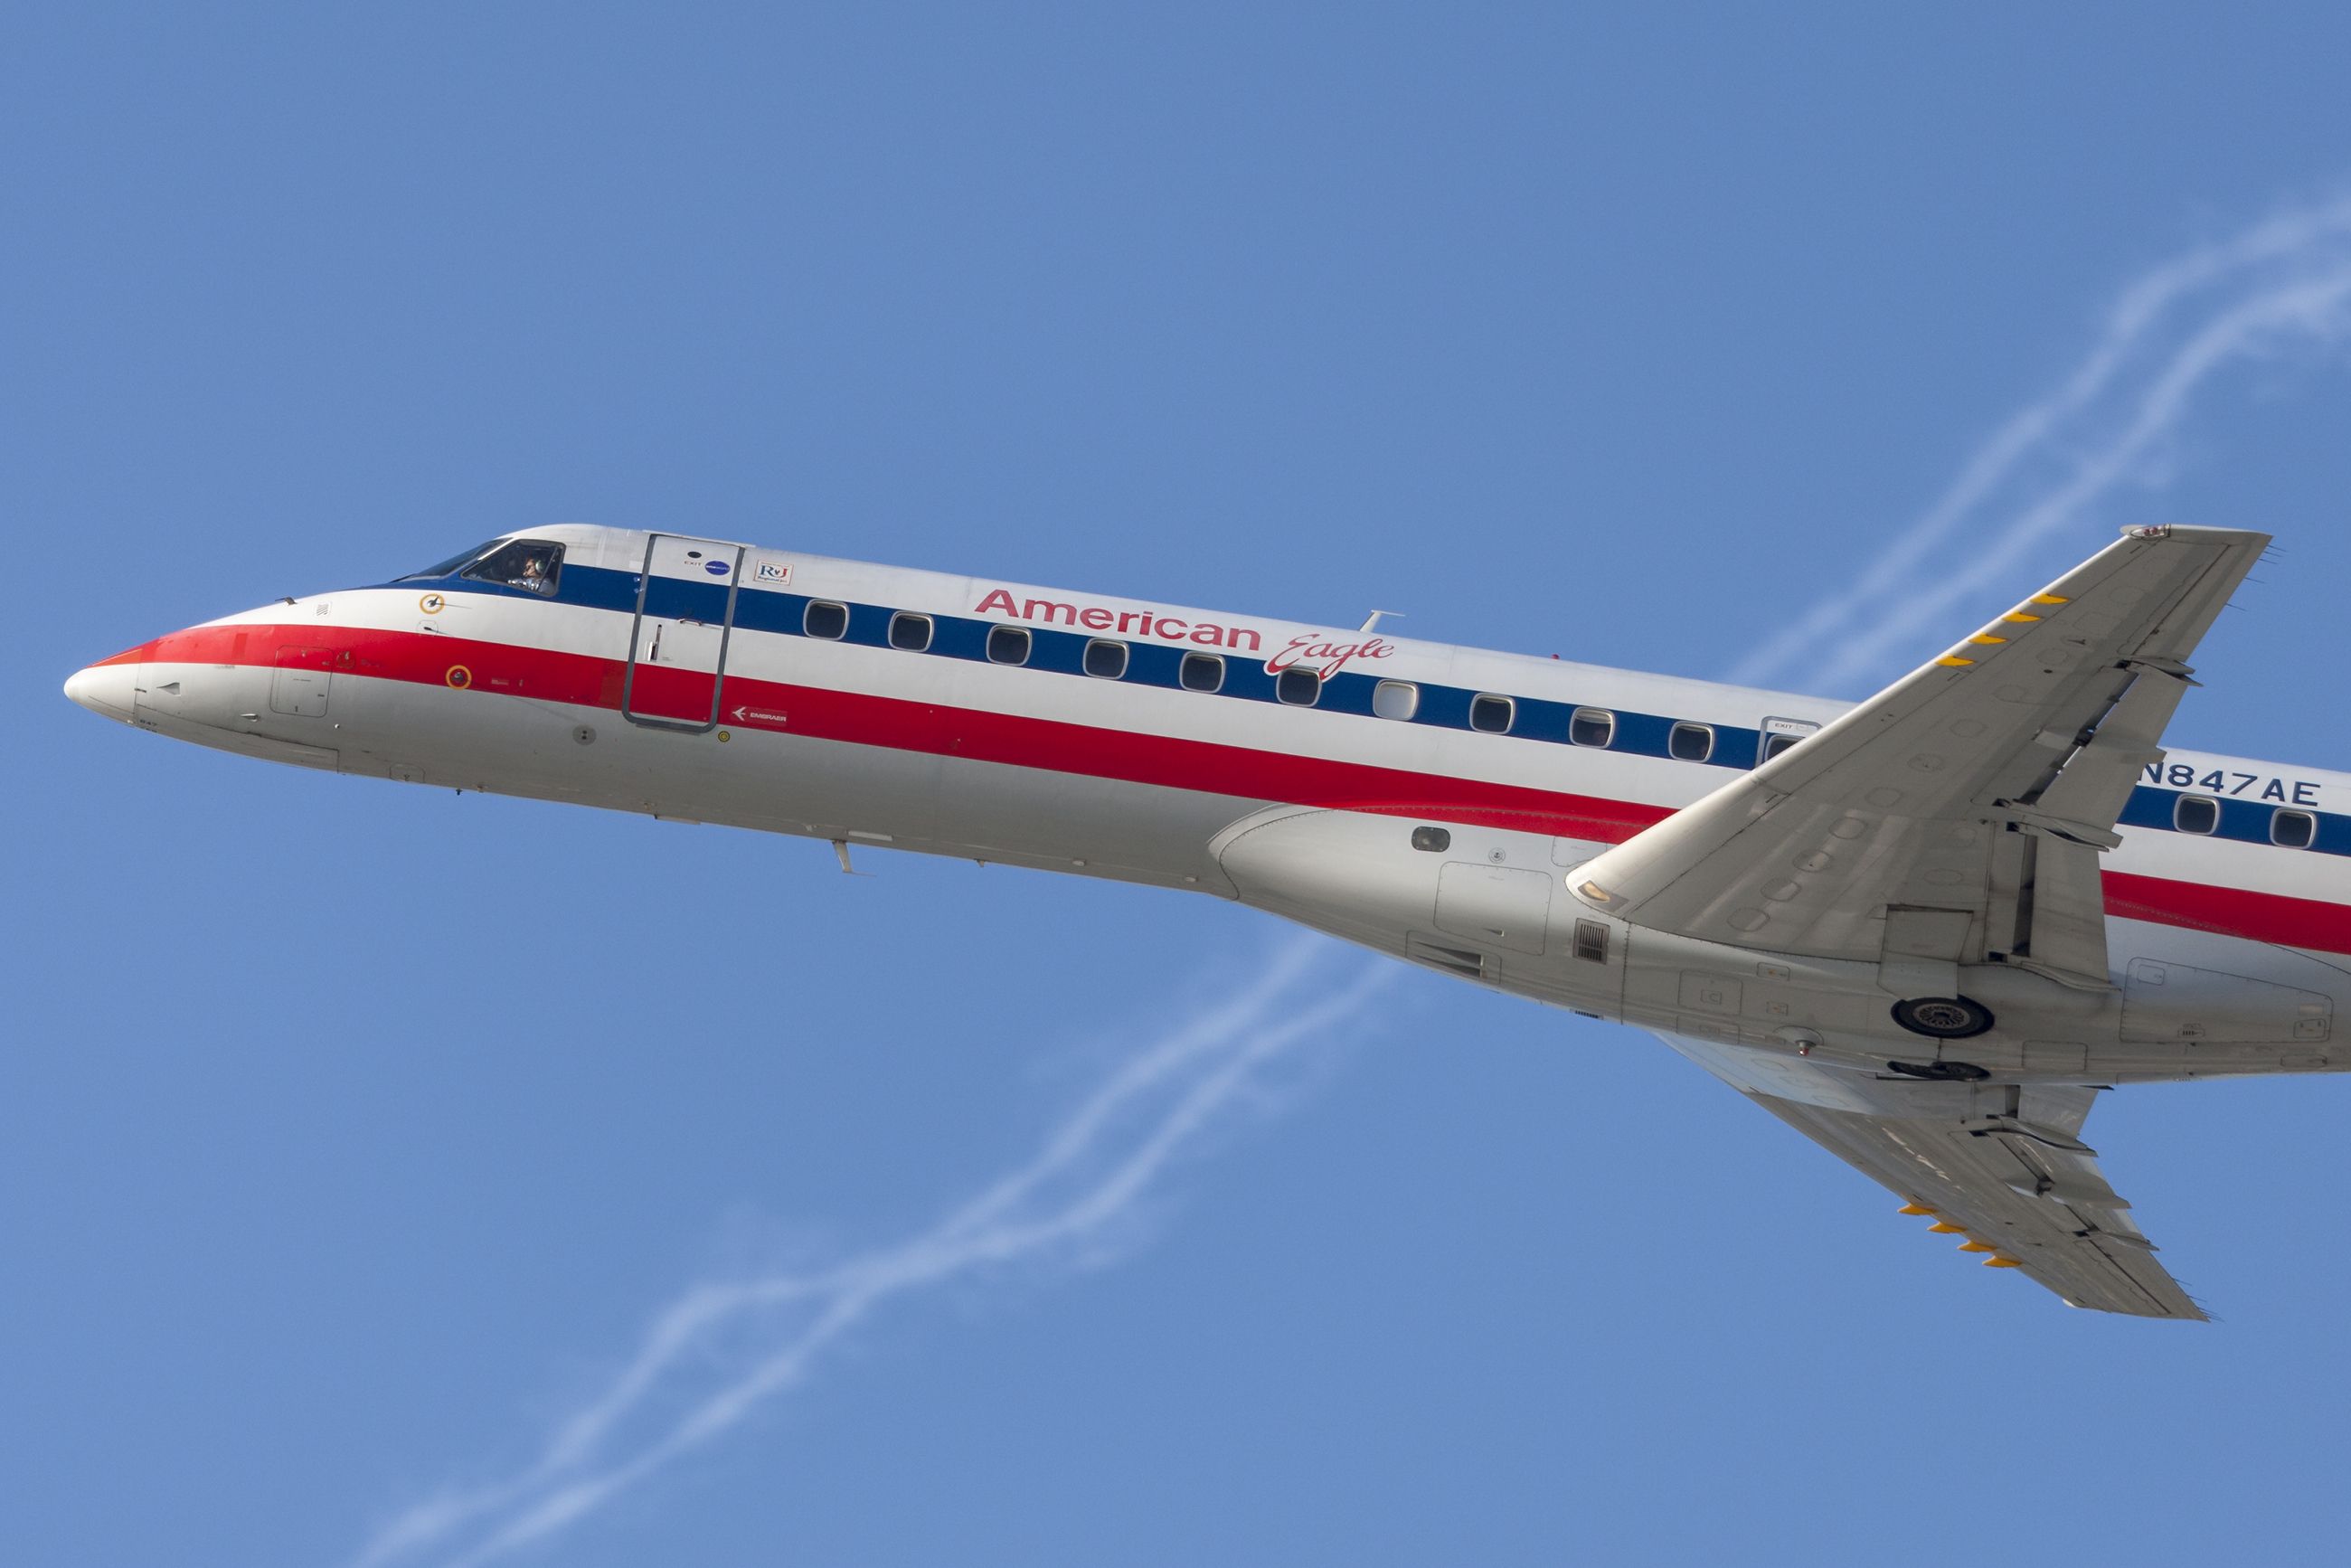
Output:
(1808, 267), (2351, 691)
(351, 937), (1395, 1568)
(1731, 194), (2351, 692)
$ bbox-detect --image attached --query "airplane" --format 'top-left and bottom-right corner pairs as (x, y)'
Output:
(62, 523), (2339, 1318)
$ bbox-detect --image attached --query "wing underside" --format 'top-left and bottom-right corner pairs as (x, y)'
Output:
(1657, 1034), (2203, 1318)
(1595, 527), (2271, 1319)
(1575, 525), (2271, 991)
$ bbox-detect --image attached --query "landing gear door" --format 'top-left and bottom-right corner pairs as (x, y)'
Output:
(622, 534), (747, 732)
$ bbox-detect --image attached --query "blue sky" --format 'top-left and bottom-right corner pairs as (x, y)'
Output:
(10, 5), (2351, 1564)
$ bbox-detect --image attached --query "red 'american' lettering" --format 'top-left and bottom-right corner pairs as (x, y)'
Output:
(972, 589), (1262, 651)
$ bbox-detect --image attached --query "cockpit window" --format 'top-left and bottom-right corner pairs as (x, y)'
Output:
(462, 539), (564, 596)
(399, 540), (504, 581)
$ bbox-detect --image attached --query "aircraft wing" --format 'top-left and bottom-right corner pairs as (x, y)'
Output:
(1574, 525), (2271, 989)
(1657, 1034), (2203, 1318)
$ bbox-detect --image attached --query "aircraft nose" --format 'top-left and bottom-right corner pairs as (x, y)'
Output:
(63, 661), (139, 723)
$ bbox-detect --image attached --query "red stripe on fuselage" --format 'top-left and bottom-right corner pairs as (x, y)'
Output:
(2103, 872), (2351, 956)
(147, 620), (1669, 839)
(137, 620), (2351, 954)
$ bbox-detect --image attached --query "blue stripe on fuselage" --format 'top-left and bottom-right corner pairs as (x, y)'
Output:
(402, 563), (2347, 856)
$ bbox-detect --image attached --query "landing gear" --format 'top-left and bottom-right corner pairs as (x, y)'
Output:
(1886, 995), (1996, 1081)
(1891, 996), (1995, 1040)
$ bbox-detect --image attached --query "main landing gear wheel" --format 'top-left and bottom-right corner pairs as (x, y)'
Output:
(1891, 996), (1995, 1040)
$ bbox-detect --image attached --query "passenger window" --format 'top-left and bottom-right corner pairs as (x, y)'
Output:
(1468, 694), (1514, 734)
(1760, 732), (1805, 763)
(1276, 667), (1321, 706)
(987, 626), (1031, 665)
(2273, 809), (2318, 849)
(804, 600), (849, 639)
(1572, 920), (1610, 964)
(1669, 722), (1715, 762)
(1569, 707), (1614, 748)
(1374, 680), (1420, 721)
(1083, 639), (1128, 679)
(462, 539), (564, 596)
(1180, 652), (1224, 693)
(1410, 826), (1451, 853)
(888, 612), (933, 652)
(2175, 795), (2220, 836)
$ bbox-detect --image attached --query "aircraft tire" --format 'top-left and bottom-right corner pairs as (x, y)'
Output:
(1890, 996), (1995, 1040)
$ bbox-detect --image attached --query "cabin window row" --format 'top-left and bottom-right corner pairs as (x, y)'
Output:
(802, 600), (1793, 767)
(2173, 795), (2319, 848)
(811, 605), (2334, 845)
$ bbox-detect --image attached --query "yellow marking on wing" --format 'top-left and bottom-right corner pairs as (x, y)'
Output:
(1935, 656), (1977, 667)
(1983, 1255), (2025, 1268)
(1967, 634), (2008, 645)
(2029, 593), (2072, 605)
(1898, 1204), (1937, 1216)
(1927, 1221), (1966, 1233)
(2001, 610), (2044, 623)
(1958, 1241), (1997, 1253)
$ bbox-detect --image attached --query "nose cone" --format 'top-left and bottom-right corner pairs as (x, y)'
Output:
(64, 660), (139, 723)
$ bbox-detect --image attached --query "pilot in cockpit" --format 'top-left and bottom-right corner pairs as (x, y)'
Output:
(469, 541), (562, 596)
(450, 538), (564, 595)
(510, 552), (556, 594)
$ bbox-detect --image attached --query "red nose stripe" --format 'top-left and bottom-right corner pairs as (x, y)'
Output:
(132, 621), (1676, 841)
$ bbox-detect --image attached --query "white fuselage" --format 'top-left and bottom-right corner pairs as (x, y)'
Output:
(66, 524), (2351, 1086)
